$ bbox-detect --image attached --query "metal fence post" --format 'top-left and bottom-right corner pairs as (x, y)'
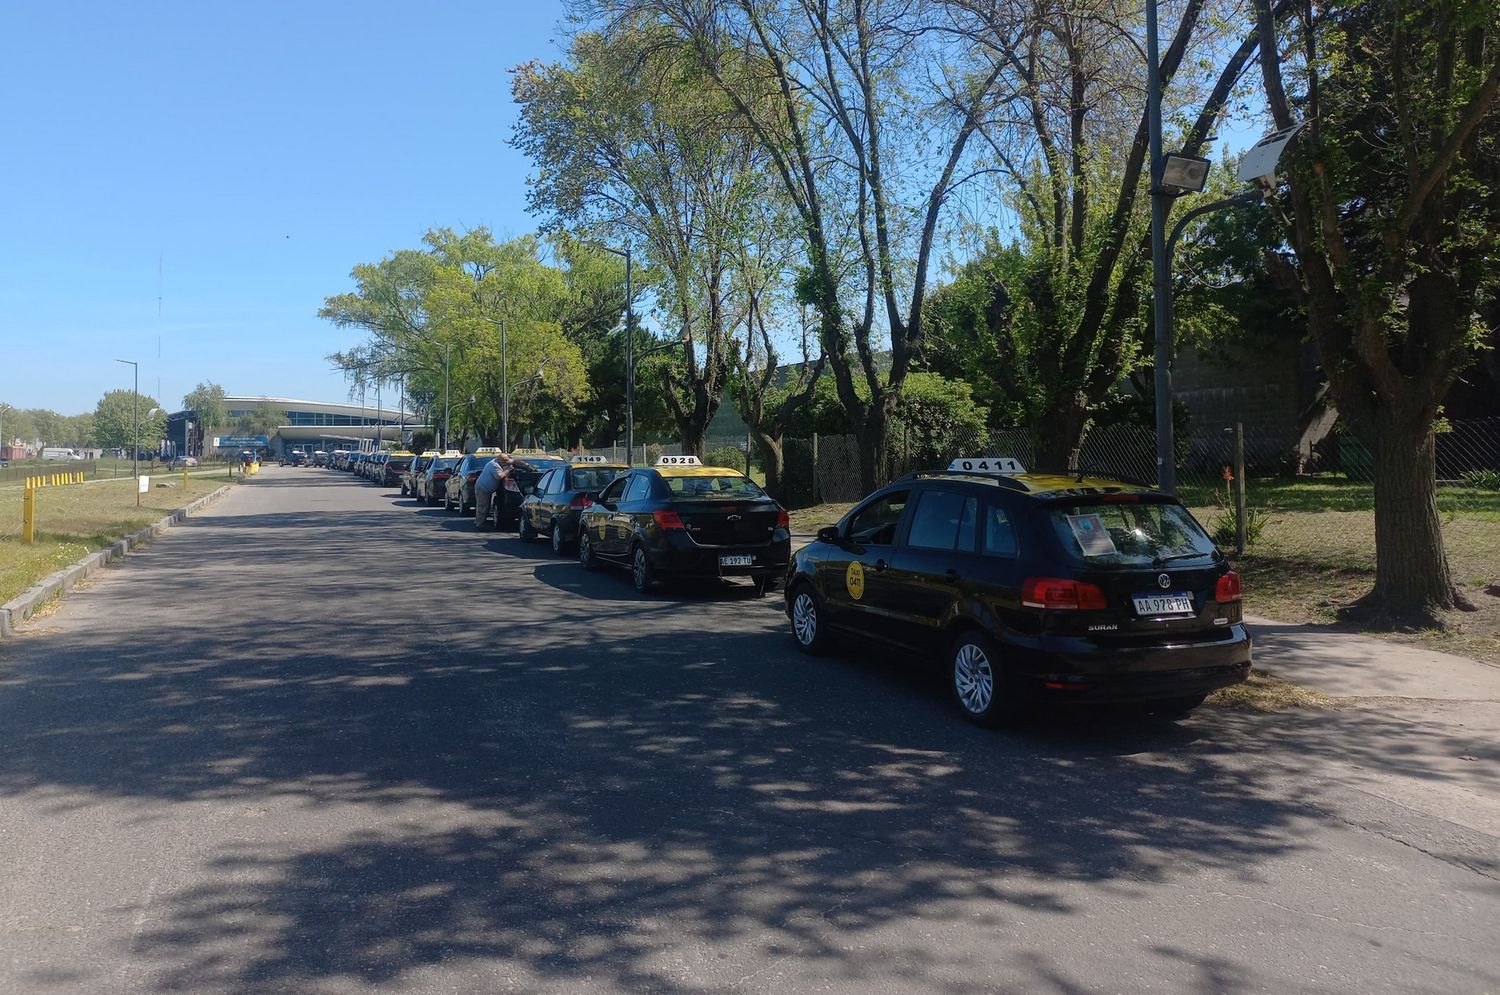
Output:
(812, 433), (819, 504)
(1234, 421), (1247, 556)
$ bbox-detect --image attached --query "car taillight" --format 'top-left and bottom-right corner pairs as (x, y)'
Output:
(1021, 577), (1108, 610)
(571, 494), (592, 508)
(503, 477), (520, 492)
(1215, 571), (1242, 603)
(775, 509), (790, 529)
(467, 472), (480, 482)
(653, 509), (686, 530)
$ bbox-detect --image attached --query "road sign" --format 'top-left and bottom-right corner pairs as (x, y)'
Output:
(216, 435), (269, 448)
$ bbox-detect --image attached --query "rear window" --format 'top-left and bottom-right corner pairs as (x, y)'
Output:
(412, 457), (432, 471)
(664, 474), (765, 499)
(1045, 500), (1216, 567)
(514, 459), (565, 474)
(431, 458), (456, 470)
(569, 467), (624, 491)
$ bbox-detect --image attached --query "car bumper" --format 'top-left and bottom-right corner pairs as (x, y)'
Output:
(646, 536), (791, 580)
(1005, 626), (1252, 703)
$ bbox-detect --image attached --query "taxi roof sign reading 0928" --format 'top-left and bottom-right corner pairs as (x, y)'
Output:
(656, 455), (701, 466)
(947, 457), (1026, 474)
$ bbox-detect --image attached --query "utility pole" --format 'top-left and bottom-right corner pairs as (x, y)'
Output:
(603, 245), (634, 464)
(500, 319), (509, 451)
(115, 358), (139, 480)
(443, 343), (452, 451)
(1146, 0), (1174, 493)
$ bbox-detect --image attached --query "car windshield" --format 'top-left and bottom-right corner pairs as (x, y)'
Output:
(1045, 500), (1217, 567)
(430, 459), (455, 471)
(665, 474), (766, 499)
(569, 467), (624, 491)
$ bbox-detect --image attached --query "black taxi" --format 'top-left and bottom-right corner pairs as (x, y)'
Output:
(519, 454), (630, 554)
(577, 455), (791, 594)
(784, 458), (1250, 726)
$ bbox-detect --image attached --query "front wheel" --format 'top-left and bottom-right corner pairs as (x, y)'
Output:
(950, 630), (1016, 728)
(789, 585), (833, 655)
(519, 514), (537, 542)
(551, 522), (567, 555)
(578, 529), (600, 571)
(630, 544), (657, 593)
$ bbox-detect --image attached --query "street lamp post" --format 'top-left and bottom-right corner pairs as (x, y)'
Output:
(115, 359), (139, 480)
(602, 245), (634, 464)
(501, 319), (509, 452)
(443, 343), (452, 451)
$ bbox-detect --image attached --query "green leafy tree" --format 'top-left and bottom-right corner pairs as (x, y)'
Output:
(1254, 0), (1500, 618)
(231, 402), (287, 438)
(94, 390), (166, 452)
(182, 382), (229, 438)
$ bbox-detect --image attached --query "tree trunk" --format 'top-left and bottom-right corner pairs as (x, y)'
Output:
(754, 432), (785, 501)
(678, 422), (706, 459)
(1033, 395), (1090, 474)
(854, 406), (889, 493)
(1363, 412), (1464, 620)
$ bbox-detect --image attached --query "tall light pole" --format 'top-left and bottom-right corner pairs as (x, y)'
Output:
(0, 403), (9, 455)
(501, 319), (509, 452)
(443, 342), (452, 451)
(115, 359), (139, 480)
(602, 245), (634, 464)
(1144, 0), (1176, 492)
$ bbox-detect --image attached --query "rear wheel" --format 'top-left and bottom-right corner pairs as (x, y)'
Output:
(631, 544), (657, 593)
(551, 522), (566, 555)
(443, 490), (453, 511)
(950, 630), (1016, 728)
(578, 529), (600, 571)
(789, 584), (833, 655)
(460, 493), (472, 516)
(519, 514), (537, 542)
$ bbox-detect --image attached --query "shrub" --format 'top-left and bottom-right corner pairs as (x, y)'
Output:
(1209, 504), (1274, 548)
(707, 445), (751, 471)
(1462, 468), (1500, 490)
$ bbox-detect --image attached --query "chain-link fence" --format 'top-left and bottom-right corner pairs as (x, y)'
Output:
(779, 418), (1500, 587)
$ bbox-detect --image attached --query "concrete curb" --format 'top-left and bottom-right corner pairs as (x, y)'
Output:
(0, 484), (232, 639)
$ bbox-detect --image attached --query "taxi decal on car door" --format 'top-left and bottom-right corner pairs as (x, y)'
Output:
(846, 560), (865, 600)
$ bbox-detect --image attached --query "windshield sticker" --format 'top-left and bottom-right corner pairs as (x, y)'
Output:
(1067, 514), (1118, 556)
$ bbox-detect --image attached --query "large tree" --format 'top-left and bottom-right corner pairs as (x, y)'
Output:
(93, 390), (166, 453)
(1253, 0), (1500, 618)
(514, 26), (769, 456)
(182, 382), (229, 445)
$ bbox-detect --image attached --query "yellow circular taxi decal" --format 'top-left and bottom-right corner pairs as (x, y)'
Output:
(846, 560), (865, 600)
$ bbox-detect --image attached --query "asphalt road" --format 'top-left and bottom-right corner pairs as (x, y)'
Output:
(1, 467), (1496, 995)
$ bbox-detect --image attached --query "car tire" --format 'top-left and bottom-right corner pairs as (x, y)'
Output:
(578, 529), (600, 571)
(461, 495), (471, 516)
(949, 629), (1017, 728)
(630, 543), (657, 593)
(519, 514), (537, 542)
(788, 584), (833, 655)
(551, 523), (566, 555)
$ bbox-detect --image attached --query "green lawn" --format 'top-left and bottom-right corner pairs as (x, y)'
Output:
(0, 474), (232, 604)
(1179, 473), (1500, 520)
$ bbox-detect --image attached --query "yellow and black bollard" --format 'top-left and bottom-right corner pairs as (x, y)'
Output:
(22, 485), (35, 544)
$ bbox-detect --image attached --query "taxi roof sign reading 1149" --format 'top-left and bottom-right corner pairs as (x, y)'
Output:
(656, 455), (701, 466)
(947, 457), (1025, 474)
(571, 454), (609, 464)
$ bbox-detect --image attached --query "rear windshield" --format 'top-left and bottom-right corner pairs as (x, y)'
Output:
(412, 457), (432, 470)
(430, 458), (456, 470)
(569, 467), (624, 491)
(388, 459), (410, 469)
(1045, 500), (1216, 567)
(665, 474), (765, 499)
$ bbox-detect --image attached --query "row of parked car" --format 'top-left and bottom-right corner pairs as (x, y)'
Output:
(305, 445), (1252, 728)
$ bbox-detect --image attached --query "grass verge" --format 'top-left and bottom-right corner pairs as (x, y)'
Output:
(0, 474), (232, 604)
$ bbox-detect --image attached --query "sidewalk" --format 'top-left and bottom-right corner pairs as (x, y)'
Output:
(1220, 618), (1500, 855)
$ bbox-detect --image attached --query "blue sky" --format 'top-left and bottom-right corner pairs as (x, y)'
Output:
(0, 0), (568, 414)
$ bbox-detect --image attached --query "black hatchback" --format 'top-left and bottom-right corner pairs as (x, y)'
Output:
(783, 460), (1250, 726)
(577, 456), (790, 594)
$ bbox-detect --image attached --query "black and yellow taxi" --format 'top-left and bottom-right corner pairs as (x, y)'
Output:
(784, 458), (1250, 726)
(577, 455), (791, 594)
(518, 454), (629, 554)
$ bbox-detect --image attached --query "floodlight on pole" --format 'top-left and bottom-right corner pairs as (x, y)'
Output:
(1160, 153), (1212, 194)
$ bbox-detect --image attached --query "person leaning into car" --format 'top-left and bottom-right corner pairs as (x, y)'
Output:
(474, 456), (506, 530)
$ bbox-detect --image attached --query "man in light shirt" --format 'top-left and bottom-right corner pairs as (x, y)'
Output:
(474, 456), (506, 530)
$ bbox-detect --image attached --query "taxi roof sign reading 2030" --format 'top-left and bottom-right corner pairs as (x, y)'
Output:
(947, 457), (1026, 474)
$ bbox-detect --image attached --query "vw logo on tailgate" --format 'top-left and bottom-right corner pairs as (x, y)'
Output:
(1158, 573), (1172, 589)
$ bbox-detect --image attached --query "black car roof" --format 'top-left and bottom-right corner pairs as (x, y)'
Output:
(888, 469), (1164, 502)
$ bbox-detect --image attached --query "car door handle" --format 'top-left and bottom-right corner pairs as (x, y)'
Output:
(873, 559), (888, 572)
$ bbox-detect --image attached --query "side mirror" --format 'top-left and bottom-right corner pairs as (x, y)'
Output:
(816, 526), (840, 544)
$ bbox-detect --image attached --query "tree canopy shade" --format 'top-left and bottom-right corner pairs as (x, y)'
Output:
(93, 390), (165, 452)
(1253, 0), (1500, 619)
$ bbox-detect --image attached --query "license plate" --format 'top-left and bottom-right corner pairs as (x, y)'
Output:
(1133, 593), (1194, 616)
(720, 554), (754, 567)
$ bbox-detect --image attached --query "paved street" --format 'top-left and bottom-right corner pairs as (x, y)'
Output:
(1, 466), (1496, 995)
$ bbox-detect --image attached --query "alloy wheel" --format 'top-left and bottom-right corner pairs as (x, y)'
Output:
(953, 642), (995, 715)
(792, 592), (818, 646)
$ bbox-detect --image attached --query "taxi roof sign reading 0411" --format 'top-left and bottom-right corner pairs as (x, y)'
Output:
(656, 455), (701, 466)
(947, 457), (1026, 474)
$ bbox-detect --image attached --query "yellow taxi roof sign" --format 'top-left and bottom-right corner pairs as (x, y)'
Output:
(571, 454), (610, 463)
(946, 457), (1025, 474)
(473, 446), (504, 455)
(655, 455), (701, 466)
